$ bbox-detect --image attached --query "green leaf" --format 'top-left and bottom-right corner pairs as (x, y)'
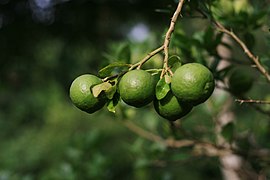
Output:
(117, 43), (131, 63)
(92, 82), (112, 98)
(221, 122), (234, 143)
(168, 55), (182, 72)
(156, 77), (170, 100)
(107, 93), (120, 113)
(105, 83), (117, 100)
(98, 62), (130, 78)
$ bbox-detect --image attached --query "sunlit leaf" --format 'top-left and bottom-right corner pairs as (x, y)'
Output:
(92, 82), (112, 98)
(105, 83), (117, 100)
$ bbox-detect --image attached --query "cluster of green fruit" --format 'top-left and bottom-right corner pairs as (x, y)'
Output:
(69, 63), (215, 121)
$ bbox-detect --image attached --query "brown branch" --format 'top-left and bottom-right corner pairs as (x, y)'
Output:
(123, 120), (195, 148)
(213, 21), (270, 82)
(129, 0), (186, 73)
(104, 45), (164, 80)
(122, 120), (233, 156)
(235, 99), (270, 104)
(123, 120), (164, 143)
(129, 45), (164, 70)
(125, 119), (270, 167)
(161, 0), (185, 77)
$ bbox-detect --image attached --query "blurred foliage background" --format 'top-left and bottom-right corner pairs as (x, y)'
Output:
(0, 0), (270, 179)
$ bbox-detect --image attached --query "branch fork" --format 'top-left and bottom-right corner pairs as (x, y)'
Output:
(130, 0), (185, 78)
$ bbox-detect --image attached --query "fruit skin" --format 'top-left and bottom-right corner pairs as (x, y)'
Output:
(171, 63), (215, 106)
(228, 68), (253, 95)
(154, 92), (192, 121)
(118, 70), (156, 108)
(70, 74), (106, 113)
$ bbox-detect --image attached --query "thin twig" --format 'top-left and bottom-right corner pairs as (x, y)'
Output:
(235, 99), (270, 104)
(161, 0), (185, 77)
(213, 21), (270, 82)
(123, 120), (195, 148)
(122, 120), (233, 156)
(123, 120), (164, 143)
(129, 0), (186, 73)
(233, 96), (270, 116)
(129, 45), (164, 70)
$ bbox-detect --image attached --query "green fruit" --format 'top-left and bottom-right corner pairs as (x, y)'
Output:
(171, 63), (215, 105)
(70, 74), (106, 113)
(118, 70), (156, 107)
(228, 67), (253, 95)
(154, 92), (193, 121)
